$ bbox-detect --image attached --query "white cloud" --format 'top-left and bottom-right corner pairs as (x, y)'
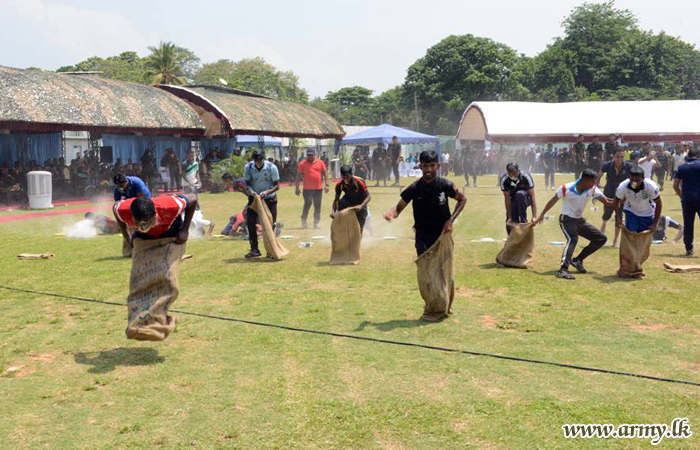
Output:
(12, 0), (154, 60)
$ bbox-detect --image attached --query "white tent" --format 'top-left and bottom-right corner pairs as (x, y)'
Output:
(456, 100), (700, 144)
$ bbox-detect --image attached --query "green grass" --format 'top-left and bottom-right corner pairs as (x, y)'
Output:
(1, 174), (699, 450)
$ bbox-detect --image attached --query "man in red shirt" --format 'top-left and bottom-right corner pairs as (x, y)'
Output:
(295, 148), (329, 229)
(113, 194), (197, 341)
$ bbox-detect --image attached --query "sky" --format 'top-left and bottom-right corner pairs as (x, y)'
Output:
(0, 0), (696, 98)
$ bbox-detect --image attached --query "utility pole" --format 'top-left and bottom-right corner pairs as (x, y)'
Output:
(413, 92), (420, 131)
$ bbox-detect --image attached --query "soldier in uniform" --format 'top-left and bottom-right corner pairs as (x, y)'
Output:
(604, 134), (618, 162)
(372, 142), (388, 187)
(462, 145), (478, 188)
(586, 135), (604, 172)
(572, 134), (586, 180)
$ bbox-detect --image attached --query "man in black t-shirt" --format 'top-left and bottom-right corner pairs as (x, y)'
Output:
(387, 136), (402, 186)
(384, 150), (467, 255)
(372, 143), (388, 187)
(499, 163), (537, 233)
(332, 166), (371, 230)
(586, 136), (604, 172)
(595, 147), (632, 247)
(604, 134), (618, 162)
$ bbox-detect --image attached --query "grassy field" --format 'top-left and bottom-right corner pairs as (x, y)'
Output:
(1, 173), (699, 450)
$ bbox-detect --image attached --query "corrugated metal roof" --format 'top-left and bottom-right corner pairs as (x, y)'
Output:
(0, 66), (204, 135)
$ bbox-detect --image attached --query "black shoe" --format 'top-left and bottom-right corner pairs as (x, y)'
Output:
(556, 269), (575, 280)
(686, 249), (694, 257)
(245, 249), (262, 259)
(570, 259), (587, 273)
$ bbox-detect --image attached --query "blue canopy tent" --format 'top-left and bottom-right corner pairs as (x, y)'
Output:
(341, 124), (440, 158)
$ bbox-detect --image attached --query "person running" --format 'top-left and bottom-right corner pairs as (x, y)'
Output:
(331, 166), (371, 231)
(113, 173), (151, 201)
(673, 146), (700, 256)
(614, 165), (662, 233)
(295, 148), (329, 229)
(542, 143), (557, 190)
(534, 169), (613, 280)
(383, 150), (467, 256)
(240, 150), (281, 258)
(499, 163), (537, 233)
(596, 147), (633, 247)
(387, 136), (402, 186)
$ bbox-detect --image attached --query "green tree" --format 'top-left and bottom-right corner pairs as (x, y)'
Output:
(559, 1), (637, 91)
(143, 41), (187, 85)
(194, 57), (308, 103)
(403, 34), (530, 134)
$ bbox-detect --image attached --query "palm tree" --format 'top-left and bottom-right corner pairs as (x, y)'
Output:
(143, 41), (186, 85)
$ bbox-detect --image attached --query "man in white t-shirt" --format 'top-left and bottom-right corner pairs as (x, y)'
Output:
(672, 146), (688, 175)
(534, 169), (613, 279)
(637, 142), (661, 179)
(614, 165), (662, 233)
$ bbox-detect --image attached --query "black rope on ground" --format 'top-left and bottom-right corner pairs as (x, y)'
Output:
(2, 285), (699, 388)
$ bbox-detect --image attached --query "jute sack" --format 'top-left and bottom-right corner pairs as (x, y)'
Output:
(415, 231), (455, 322)
(126, 237), (185, 341)
(496, 222), (535, 269)
(251, 196), (289, 260)
(663, 263), (700, 273)
(617, 228), (652, 278)
(329, 208), (362, 265)
(122, 225), (135, 257)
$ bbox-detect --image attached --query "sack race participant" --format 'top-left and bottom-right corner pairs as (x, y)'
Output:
(496, 222), (535, 269)
(614, 165), (662, 278)
(384, 150), (467, 321)
(533, 169), (613, 280)
(250, 195), (289, 260)
(330, 166), (371, 265)
(415, 231), (455, 321)
(499, 163), (537, 234)
(114, 194), (197, 341)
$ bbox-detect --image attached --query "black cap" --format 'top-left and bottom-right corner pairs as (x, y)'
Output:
(251, 150), (264, 160)
(340, 165), (353, 176)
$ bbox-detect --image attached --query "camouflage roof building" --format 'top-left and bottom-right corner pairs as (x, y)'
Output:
(0, 66), (205, 136)
(157, 85), (345, 140)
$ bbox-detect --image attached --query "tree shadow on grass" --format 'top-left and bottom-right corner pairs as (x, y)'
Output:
(74, 347), (165, 374)
(355, 319), (435, 332)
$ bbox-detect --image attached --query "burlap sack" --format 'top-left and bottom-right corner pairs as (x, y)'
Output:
(17, 253), (54, 260)
(496, 222), (535, 269)
(126, 237), (185, 341)
(663, 263), (700, 273)
(250, 196), (289, 260)
(415, 231), (455, 322)
(329, 208), (362, 265)
(618, 228), (652, 278)
(122, 225), (134, 257)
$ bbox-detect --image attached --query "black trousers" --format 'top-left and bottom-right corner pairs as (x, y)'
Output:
(415, 229), (442, 256)
(507, 191), (530, 234)
(682, 198), (700, 252)
(559, 215), (607, 270)
(338, 198), (367, 230)
(301, 189), (322, 225)
(247, 197), (277, 250)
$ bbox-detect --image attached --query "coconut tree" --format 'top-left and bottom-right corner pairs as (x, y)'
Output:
(143, 41), (186, 85)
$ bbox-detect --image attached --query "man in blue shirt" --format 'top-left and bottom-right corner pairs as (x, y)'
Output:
(242, 150), (280, 258)
(674, 147), (700, 256)
(114, 173), (151, 201)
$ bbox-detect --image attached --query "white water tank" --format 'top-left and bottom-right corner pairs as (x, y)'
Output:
(27, 171), (53, 209)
